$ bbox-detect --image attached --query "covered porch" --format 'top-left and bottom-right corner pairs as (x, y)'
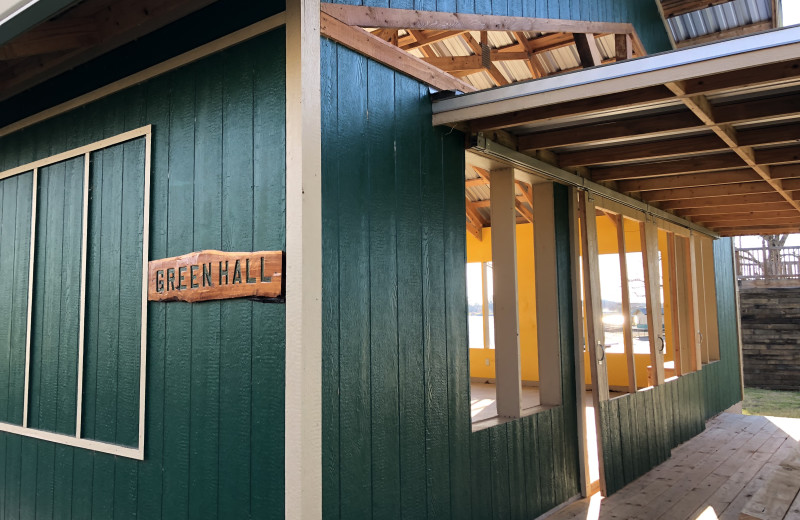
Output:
(548, 412), (800, 520)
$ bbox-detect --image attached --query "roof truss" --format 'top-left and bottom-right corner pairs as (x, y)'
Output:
(434, 26), (800, 236)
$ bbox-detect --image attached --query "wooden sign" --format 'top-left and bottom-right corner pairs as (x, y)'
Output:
(148, 250), (283, 303)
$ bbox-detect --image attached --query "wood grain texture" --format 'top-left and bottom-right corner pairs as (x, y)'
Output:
(0, 28), (286, 519)
(147, 250), (283, 302)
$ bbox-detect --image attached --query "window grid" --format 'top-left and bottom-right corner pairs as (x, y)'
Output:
(0, 125), (151, 460)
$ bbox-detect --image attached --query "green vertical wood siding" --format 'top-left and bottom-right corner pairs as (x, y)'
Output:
(322, 41), (580, 519)
(327, 0), (671, 54)
(0, 28), (285, 519)
(599, 237), (743, 495)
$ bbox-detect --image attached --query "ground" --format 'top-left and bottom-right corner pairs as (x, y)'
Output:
(743, 387), (800, 419)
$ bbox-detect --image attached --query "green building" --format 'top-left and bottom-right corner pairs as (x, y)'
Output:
(0, 0), (794, 517)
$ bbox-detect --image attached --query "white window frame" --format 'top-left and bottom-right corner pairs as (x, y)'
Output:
(0, 125), (151, 460)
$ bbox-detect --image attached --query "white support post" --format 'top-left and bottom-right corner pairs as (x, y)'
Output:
(533, 181), (561, 407)
(490, 168), (522, 418)
(285, 1), (322, 519)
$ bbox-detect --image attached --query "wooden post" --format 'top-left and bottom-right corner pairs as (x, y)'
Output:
(641, 218), (665, 385)
(569, 188), (591, 498)
(534, 181), (562, 407)
(666, 232), (682, 377)
(286, 0), (322, 517)
(614, 214), (637, 394)
(579, 191), (609, 497)
(688, 233), (703, 371)
(675, 236), (696, 375)
(490, 168), (522, 418)
(579, 192), (610, 402)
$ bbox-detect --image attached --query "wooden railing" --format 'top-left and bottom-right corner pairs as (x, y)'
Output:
(735, 246), (800, 282)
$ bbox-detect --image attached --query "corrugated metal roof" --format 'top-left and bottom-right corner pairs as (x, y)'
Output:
(667, 0), (772, 43)
(408, 31), (617, 91)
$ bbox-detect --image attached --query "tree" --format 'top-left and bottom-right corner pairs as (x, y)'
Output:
(761, 234), (790, 278)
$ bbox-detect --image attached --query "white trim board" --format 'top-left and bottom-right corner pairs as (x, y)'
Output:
(285, 0), (322, 518)
(0, 125), (151, 461)
(432, 25), (800, 125)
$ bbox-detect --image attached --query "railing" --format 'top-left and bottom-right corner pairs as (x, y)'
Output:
(735, 246), (800, 282)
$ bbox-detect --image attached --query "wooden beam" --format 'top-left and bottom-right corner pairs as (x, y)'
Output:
(0, 0), (221, 103)
(573, 33), (602, 69)
(613, 214), (636, 393)
(460, 33), (509, 87)
(320, 3), (637, 35)
(682, 58), (800, 97)
(666, 233), (682, 377)
(470, 85), (674, 132)
(0, 17), (99, 60)
(559, 134), (727, 168)
(641, 219), (665, 386)
(684, 209), (800, 221)
(640, 180), (777, 202)
(666, 81), (800, 215)
(659, 0), (735, 18)
(696, 215), (800, 228)
(514, 32), (546, 79)
(616, 169), (760, 192)
(591, 153), (746, 182)
(738, 123), (800, 147)
(465, 177), (488, 188)
(675, 21), (772, 48)
(465, 197), (488, 228)
(615, 33), (632, 62)
(714, 224), (800, 234)
(421, 55), (483, 72)
(658, 191), (794, 210)
(579, 192), (610, 402)
(687, 235), (702, 371)
(401, 29), (467, 51)
(515, 199), (533, 222)
(320, 12), (476, 93)
(714, 92), (800, 125)
(675, 201), (795, 216)
(517, 110), (702, 151)
(755, 145), (800, 166)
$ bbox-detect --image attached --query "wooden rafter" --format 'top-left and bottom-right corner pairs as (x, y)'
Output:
(517, 110), (703, 151)
(665, 81), (800, 216)
(615, 169), (762, 193)
(0, 0), (221, 103)
(659, 192), (794, 211)
(320, 12), (476, 93)
(560, 134), (727, 168)
(321, 3), (640, 36)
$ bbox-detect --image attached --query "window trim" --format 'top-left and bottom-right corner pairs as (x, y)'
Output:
(0, 125), (151, 460)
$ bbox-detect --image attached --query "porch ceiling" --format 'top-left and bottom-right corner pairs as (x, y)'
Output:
(434, 26), (800, 237)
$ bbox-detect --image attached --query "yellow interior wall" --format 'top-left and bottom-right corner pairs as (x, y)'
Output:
(467, 224), (541, 382)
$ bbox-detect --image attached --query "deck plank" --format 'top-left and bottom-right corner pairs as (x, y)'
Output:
(549, 413), (800, 520)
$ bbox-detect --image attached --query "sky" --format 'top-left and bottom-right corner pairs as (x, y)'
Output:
(785, 1), (800, 26)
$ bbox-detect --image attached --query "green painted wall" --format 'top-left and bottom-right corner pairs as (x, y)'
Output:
(327, 0), (671, 55)
(321, 40), (581, 519)
(0, 29), (286, 519)
(599, 237), (743, 495)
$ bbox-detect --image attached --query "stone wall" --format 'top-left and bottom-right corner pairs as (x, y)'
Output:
(740, 287), (800, 391)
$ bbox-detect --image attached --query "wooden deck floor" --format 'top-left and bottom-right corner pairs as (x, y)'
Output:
(547, 413), (800, 520)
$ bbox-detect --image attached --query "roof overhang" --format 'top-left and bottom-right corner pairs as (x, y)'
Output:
(434, 26), (800, 237)
(0, 0), (77, 45)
